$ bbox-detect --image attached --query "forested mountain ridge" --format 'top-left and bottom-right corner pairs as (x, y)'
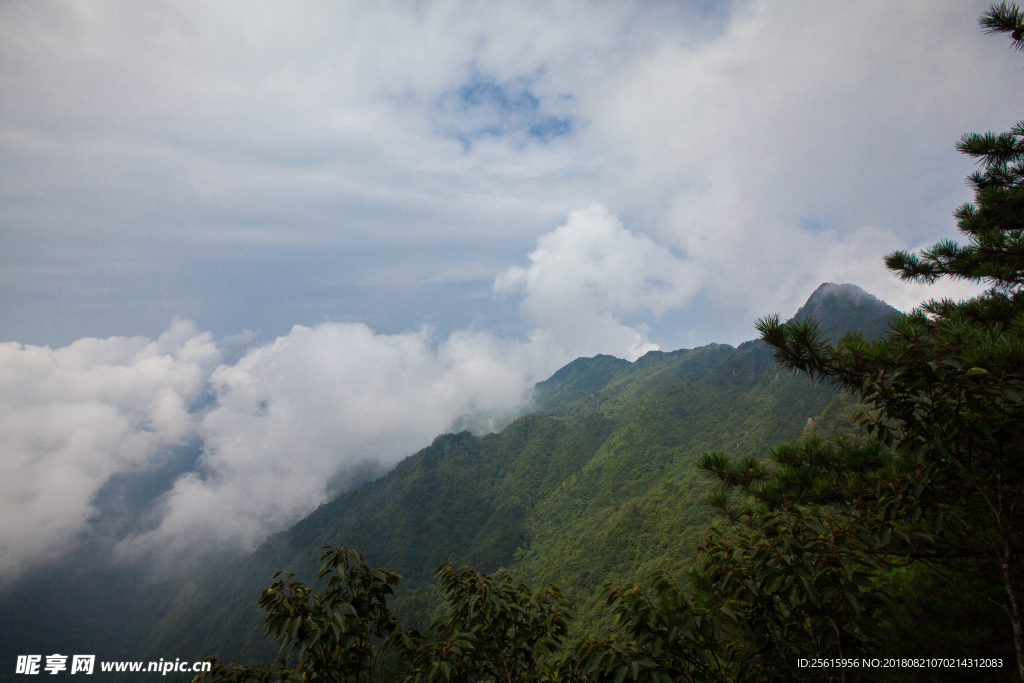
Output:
(123, 283), (896, 667)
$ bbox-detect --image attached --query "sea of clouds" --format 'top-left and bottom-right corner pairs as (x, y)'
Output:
(0, 205), (713, 582)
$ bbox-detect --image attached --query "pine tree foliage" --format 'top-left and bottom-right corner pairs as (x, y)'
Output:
(886, 5), (1024, 294)
(755, 5), (1024, 678)
(981, 1), (1024, 50)
(885, 117), (1024, 292)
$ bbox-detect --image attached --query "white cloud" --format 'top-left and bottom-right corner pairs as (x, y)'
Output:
(587, 0), (1007, 322)
(0, 319), (219, 582)
(662, 190), (985, 319)
(120, 323), (545, 564)
(124, 212), (687, 564)
(496, 203), (699, 359)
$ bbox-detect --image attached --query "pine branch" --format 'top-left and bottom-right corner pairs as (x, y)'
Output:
(981, 2), (1024, 51)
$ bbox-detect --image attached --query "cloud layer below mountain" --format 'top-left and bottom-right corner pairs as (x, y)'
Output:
(2, 205), (701, 580)
(0, 320), (220, 579)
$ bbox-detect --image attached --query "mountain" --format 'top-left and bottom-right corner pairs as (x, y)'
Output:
(792, 282), (898, 341)
(0, 283), (900, 678)
(125, 346), (830, 667)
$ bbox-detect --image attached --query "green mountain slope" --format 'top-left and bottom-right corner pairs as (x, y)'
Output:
(138, 350), (834, 663)
(134, 284), (896, 664)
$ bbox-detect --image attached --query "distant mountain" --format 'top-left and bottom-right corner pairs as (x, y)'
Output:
(0, 283), (900, 679)
(532, 354), (633, 416)
(791, 282), (899, 341)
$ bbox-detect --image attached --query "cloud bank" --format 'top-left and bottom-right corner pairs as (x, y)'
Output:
(0, 320), (219, 580)
(2, 205), (694, 580)
(496, 203), (698, 359)
(122, 323), (550, 567)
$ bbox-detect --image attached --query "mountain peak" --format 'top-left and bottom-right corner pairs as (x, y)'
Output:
(791, 282), (899, 341)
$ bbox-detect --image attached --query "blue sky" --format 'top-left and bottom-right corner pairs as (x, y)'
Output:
(1, 0), (1021, 580)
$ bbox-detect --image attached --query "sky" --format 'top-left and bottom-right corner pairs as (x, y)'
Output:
(1, 0), (1021, 583)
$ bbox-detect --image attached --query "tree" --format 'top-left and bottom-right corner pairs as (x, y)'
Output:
(755, 4), (1024, 678)
(695, 439), (896, 683)
(395, 565), (574, 683)
(197, 546), (402, 683)
(564, 437), (898, 683)
(196, 551), (574, 683)
(566, 570), (733, 683)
